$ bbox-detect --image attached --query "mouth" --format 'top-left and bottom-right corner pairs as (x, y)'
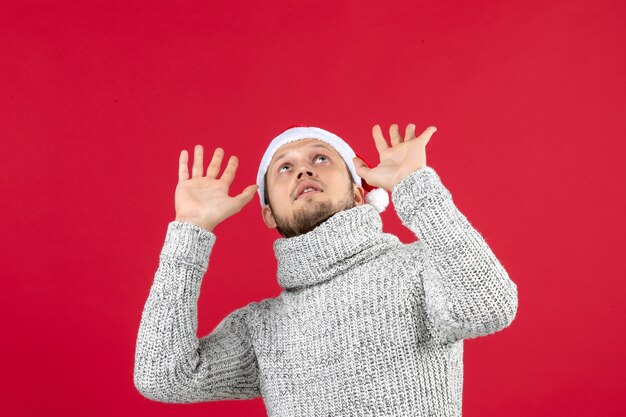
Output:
(296, 189), (322, 200)
(295, 182), (324, 200)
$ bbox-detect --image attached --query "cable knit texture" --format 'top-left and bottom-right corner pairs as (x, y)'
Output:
(133, 166), (519, 416)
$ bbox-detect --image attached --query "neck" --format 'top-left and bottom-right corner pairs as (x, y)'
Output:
(273, 204), (402, 290)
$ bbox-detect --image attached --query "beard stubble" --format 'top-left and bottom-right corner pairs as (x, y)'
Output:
(271, 182), (356, 238)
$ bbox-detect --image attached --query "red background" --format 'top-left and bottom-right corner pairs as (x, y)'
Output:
(1, 0), (624, 415)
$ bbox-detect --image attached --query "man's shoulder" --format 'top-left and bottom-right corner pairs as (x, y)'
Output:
(375, 236), (424, 260)
(241, 294), (281, 316)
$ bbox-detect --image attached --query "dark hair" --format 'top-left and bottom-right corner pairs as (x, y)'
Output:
(263, 161), (353, 207)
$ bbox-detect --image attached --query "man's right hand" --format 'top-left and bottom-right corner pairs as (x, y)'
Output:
(174, 145), (259, 232)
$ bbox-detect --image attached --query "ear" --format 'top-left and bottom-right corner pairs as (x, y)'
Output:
(262, 204), (277, 228)
(353, 184), (366, 205)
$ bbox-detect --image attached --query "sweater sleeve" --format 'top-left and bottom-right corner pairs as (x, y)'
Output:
(133, 221), (261, 403)
(391, 166), (518, 344)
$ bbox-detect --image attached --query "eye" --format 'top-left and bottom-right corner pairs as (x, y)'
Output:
(278, 154), (328, 172)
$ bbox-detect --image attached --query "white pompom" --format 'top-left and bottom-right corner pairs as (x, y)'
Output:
(365, 187), (390, 213)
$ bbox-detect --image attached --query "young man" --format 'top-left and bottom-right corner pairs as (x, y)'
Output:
(133, 124), (519, 417)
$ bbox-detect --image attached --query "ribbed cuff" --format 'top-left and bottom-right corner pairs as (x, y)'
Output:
(160, 220), (217, 270)
(391, 166), (451, 218)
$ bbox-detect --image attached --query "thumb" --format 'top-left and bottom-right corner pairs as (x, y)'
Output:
(352, 156), (370, 179)
(236, 184), (259, 205)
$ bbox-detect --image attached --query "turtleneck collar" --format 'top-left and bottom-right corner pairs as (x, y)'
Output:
(273, 203), (402, 291)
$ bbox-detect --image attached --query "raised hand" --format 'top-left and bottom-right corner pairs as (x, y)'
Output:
(352, 123), (437, 193)
(174, 145), (259, 232)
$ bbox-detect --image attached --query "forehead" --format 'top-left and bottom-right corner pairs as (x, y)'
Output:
(269, 139), (338, 165)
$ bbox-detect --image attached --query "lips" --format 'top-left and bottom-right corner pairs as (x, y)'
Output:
(295, 181), (323, 199)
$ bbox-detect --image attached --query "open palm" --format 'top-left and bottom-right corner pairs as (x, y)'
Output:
(175, 145), (258, 231)
(353, 123), (437, 192)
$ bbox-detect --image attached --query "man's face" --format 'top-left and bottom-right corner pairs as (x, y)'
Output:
(262, 139), (365, 238)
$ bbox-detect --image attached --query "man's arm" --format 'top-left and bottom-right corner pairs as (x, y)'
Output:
(391, 166), (519, 344)
(133, 221), (260, 403)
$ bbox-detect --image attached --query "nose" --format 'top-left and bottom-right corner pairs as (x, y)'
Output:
(296, 163), (317, 179)
(297, 170), (314, 179)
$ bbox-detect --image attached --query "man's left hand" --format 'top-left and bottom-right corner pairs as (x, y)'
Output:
(353, 123), (437, 193)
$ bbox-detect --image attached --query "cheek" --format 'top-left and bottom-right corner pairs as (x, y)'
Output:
(269, 182), (289, 201)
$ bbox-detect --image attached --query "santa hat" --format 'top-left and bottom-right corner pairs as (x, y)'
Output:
(256, 124), (390, 213)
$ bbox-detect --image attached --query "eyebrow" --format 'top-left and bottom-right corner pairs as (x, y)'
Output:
(271, 143), (334, 168)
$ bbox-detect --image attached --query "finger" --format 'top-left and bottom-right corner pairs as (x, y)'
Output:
(416, 126), (438, 145)
(389, 124), (402, 146)
(206, 147), (224, 178)
(235, 184), (259, 206)
(178, 150), (189, 182)
(192, 145), (204, 178)
(372, 124), (389, 154)
(405, 123), (416, 141)
(219, 155), (238, 186)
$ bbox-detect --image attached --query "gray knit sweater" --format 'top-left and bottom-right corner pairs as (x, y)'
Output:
(134, 166), (518, 416)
